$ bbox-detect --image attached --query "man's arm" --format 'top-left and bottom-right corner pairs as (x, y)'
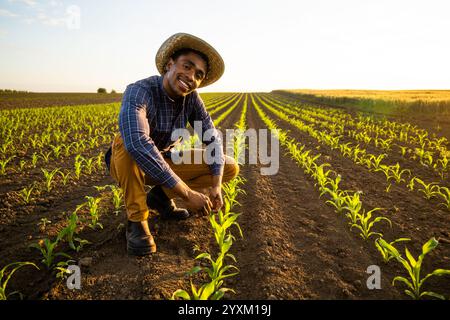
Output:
(189, 93), (225, 211)
(119, 84), (181, 188)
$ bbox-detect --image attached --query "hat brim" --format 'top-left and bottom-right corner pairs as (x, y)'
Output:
(155, 33), (224, 88)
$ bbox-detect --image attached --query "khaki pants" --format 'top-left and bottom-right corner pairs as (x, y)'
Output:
(109, 134), (239, 222)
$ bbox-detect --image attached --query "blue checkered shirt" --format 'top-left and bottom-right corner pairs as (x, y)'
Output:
(119, 75), (224, 189)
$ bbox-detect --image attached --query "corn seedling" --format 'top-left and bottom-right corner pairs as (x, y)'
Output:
(51, 145), (62, 159)
(29, 238), (71, 269)
(377, 237), (450, 300)
(17, 185), (35, 204)
(18, 160), (27, 172)
(41, 168), (61, 192)
(39, 151), (52, 163)
(31, 152), (39, 168)
(37, 217), (52, 232)
(0, 156), (15, 175)
(375, 237), (411, 263)
(369, 154), (386, 171)
(54, 259), (76, 280)
(412, 178), (441, 200)
(83, 157), (95, 174)
(324, 189), (348, 214)
(350, 208), (390, 240)
(59, 170), (71, 186)
(437, 186), (450, 210)
(82, 196), (103, 229)
(0, 262), (39, 300)
(57, 210), (90, 251)
(343, 192), (363, 224)
(74, 155), (84, 180)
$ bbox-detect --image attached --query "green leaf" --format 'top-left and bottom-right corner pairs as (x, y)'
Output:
(404, 289), (418, 300)
(199, 281), (216, 300)
(186, 266), (203, 276)
(393, 276), (415, 292)
(419, 291), (446, 300)
(405, 248), (417, 268)
(195, 252), (212, 262)
(429, 269), (450, 276)
(171, 289), (191, 300)
(422, 237), (438, 255)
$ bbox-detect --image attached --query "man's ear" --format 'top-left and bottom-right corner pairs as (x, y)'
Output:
(165, 58), (175, 72)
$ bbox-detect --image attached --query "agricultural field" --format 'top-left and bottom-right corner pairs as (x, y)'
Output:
(1, 91), (449, 300)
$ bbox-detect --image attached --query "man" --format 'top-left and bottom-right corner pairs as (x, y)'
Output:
(105, 33), (239, 256)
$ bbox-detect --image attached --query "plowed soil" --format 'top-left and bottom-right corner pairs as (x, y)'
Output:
(1, 93), (449, 300)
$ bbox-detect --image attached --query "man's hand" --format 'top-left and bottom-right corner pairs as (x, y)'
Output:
(172, 181), (213, 216)
(185, 189), (213, 216)
(209, 186), (223, 212)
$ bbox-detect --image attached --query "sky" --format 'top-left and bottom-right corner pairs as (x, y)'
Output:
(0, 0), (449, 93)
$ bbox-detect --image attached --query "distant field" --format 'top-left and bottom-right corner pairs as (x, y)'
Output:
(275, 89), (450, 116)
(0, 92), (123, 109)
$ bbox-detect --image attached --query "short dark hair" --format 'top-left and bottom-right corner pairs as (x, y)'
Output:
(170, 48), (209, 73)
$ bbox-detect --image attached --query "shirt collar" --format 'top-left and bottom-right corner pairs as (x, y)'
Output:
(158, 75), (186, 107)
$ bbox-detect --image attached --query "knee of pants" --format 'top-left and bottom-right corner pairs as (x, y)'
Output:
(223, 156), (239, 182)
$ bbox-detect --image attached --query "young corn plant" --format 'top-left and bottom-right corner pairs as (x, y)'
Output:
(369, 154), (386, 171)
(82, 196), (103, 229)
(436, 156), (448, 179)
(29, 238), (71, 269)
(0, 262), (39, 300)
(412, 178), (441, 200)
(83, 157), (95, 175)
(388, 163), (411, 184)
(51, 145), (63, 159)
(58, 210), (91, 252)
(73, 155), (84, 180)
(95, 152), (104, 171)
(312, 163), (333, 192)
(96, 184), (124, 214)
(415, 147), (433, 166)
(350, 208), (391, 240)
(59, 170), (71, 186)
(377, 237), (450, 300)
(54, 259), (77, 280)
(39, 151), (52, 164)
(0, 156), (15, 175)
(375, 237), (411, 263)
(41, 168), (61, 192)
(18, 160), (27, 172)
(17, 184), (35, 205)
(37, 217), (52, 232)
(343, 192), (363, 224)
(437, 186), (450, 211)
(31, 152), (39, 168)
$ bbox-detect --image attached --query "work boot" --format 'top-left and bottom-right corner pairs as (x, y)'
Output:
(147, 185), (190, 220)
(126, 220), (157, 256)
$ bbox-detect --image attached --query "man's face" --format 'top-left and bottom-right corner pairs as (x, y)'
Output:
(162, 51), (208, 99)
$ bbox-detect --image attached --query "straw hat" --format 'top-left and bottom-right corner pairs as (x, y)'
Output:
(155, 33), (224, 88)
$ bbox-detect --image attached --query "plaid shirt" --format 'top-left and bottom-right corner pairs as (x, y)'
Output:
(119, 75), (224, 189)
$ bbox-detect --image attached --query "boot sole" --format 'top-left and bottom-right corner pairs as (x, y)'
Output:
(127, 244), (157, 256)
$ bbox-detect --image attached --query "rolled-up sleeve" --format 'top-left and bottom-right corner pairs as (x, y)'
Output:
(189, 94), (224, 176)
(119, 84), (180, 188)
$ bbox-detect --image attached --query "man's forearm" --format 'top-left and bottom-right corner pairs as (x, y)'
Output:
(212, 174), (222, 189)
(171, 180), (192, 201)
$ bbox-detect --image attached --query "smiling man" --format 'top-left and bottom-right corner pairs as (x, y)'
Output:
(105, 33), (239, 256)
